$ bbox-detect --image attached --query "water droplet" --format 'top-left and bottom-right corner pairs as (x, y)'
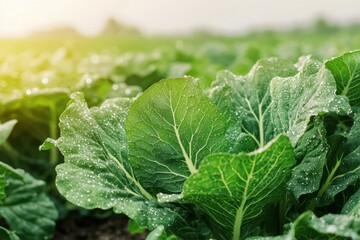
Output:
(326, 225), (336, 233)
(41, 77), (49, 84)
(112, 84), (119, 91)
(125, 88), (132, 95)
(90, 55), (100, 64)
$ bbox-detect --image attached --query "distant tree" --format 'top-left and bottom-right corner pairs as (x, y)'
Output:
(312, 18), (339, 34)
(100, 18), (141, 36)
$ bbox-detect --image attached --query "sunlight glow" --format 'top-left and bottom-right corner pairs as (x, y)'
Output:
(0, 0), (359, 37)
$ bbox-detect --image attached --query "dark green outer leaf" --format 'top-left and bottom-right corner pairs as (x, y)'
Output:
(345, 110), (360, 150)
(0, 120), (23, 202)
(0, 169), (57, 240)
(287, 212), (360, 240)
(182, 135), (295, 240)
(0, 178), (6, 203)
(0, 162), (23, 180)
(322, 150), (360, 204)
(342, 188), (360, 217)
(287, 118), (329, 200)
(126, 77), (228, 194)
(248, 212), (360, 240)
(246, 236), (283, 240)
(0, 227), (20, 240)
(325, 50), (360, 107)
(270, 59), (351, 145)
(320, 110), (360, 206)
(0, 162), (23, 202)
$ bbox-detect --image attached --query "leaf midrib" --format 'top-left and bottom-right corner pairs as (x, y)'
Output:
(340, 58), (359, 96)
(108, 154), (153, 200)
(233, 157), (256, 240)
(169, 90), (197, 174)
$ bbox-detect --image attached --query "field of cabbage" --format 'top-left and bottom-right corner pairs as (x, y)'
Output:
(1, 22), (360, 239)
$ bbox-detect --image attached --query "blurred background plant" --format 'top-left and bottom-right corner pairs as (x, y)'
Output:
(1, 0), (360, 238)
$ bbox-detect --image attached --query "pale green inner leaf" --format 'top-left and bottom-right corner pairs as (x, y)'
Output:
(209, 58), (297, 151)
(325, 50), (360, 106)
(182, 135), (295, 240)
(126, 77), (228, 194)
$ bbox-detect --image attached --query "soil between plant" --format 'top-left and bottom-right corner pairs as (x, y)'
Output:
(53, 215), (147, 240)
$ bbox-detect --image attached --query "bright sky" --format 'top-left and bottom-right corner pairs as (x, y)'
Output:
(0, 0), (359, 37)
